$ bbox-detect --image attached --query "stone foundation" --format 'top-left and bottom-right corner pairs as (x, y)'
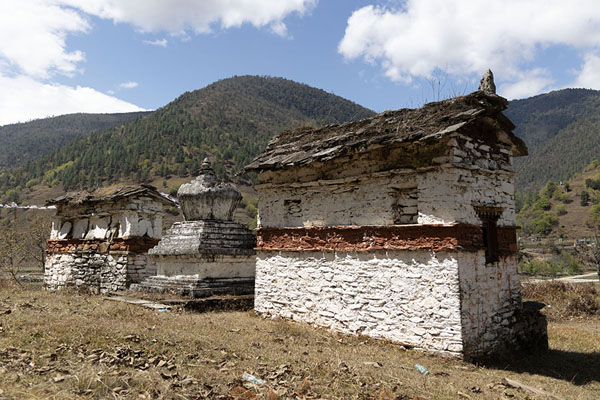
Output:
(131, 276), (254, 298)
(45, 238), (159, 293)
(45, 252), (156, 293)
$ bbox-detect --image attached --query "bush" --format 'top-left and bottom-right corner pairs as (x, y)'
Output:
(581, 190), (590, 206)
(587, 204), (600, 229)
(519, 259), (562, 275)
(542, 181), (559, 198)
(555, 204), (567, 216)
(535, 196), (552, 211)
(532, 211), (558, 235)
(566, 294), (599, 316)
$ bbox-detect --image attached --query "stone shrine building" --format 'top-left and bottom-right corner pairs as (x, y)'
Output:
(132, 159), (256, 297)
(44, 185), (175, 293)
(245, 75), (547, 360)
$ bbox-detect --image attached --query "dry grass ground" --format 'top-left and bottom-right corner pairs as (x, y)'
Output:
(0, 284), (599, 400)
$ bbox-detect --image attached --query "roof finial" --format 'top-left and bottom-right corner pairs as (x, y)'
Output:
(478, 69), (496, 94)
(201, 157), (211, 171)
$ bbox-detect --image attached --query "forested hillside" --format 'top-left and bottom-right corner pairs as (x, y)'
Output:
(0, 112), (148, 167)
(505, 88), (600, 191)
(0, 76), (374, 200)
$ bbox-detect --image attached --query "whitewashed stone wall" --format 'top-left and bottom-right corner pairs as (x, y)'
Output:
(257, 172), (417, 228)
(255, 250), (465, 355)
(49, 197), (164, 241)
(256, 140), (515, 230)
(257, 164), (514, 229)
(458, 253), (522, 357)
(417, 166), (514, 227)
(45, 252), (156, 293)
(154, 254), (255, 279)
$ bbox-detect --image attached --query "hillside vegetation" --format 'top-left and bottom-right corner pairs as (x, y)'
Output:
(0, 112), (148, 168)
(506, 88), (600, 191)
(0, 76), (373, 201)
(517, 159), (600, 241)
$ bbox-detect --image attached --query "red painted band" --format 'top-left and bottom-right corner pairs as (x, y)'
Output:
(256, 225), (517, 253)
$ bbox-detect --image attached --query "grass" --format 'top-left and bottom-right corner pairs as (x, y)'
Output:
(0, 284), (599, 399)
(522, 281), (600, 320)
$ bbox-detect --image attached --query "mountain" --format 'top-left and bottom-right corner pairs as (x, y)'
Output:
(0, 112), (149, 168)
(0, 76), (374, 200)
(505, 88), (600, 191)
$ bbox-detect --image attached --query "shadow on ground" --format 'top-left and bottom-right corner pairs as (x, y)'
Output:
(485, 349), (600, 385)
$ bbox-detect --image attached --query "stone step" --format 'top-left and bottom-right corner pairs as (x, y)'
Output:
(131, 276), (254, 298)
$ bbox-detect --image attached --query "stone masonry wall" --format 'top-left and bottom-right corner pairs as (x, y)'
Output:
(255, 250), (465, 355)
(257, 171), (417, 228)
(257, 165), (514, 229)
(417, 165), (514, 227)
(458, 253), (523, 358)
(45, 252), (156, 293)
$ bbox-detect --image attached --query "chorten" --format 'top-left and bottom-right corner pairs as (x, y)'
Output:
(133, 159), (256, 297)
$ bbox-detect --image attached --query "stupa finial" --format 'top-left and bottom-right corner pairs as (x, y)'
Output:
(478, 69), (496, 94)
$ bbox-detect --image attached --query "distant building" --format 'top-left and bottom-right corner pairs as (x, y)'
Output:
(44, 185), (174, 293)
(246, 76), (547, 360)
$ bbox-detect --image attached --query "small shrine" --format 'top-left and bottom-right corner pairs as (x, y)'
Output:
(44, 185), (174, 293)
(133, 159), (256, 297)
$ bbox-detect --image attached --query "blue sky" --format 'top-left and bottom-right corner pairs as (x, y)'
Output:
(2, 0), (600, 125)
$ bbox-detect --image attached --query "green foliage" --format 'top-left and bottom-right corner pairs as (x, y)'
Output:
(532, 211), (558, 235)
(581, 190), (590, 206)
(0, 112), (147, 168)
(535, 196), (552, 211)
(541, 181), (559, 198)
(519, 254), (582, 276)
(519, 259), (562, 275)
(506, 89), (600, 191)
(555, 204), (567, 216)
(517, 185), (559, 236)
(0, 76), (374, 193)
(5, 189), (19, 203)
(587, 204), (600, 230)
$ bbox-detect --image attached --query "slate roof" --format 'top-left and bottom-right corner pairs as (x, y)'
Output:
(245, 91), (527, 172)
(46, 184), (175, 207)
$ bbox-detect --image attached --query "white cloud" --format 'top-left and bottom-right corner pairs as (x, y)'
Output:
(119, 81), (139, 89)
(339, 1), (600, 97)
(0, 74), (145, 126)
(143, 38), (168, 47)
(0, 1), (314, 124)
(499, 69), (555, 100)
(63, 0), (316, 35)
(572, 53), (600, 90)
(0, 0), (89, 79)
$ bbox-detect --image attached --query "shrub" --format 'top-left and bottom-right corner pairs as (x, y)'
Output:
(581, 190), (590, 206)
(532, 211), (558, 235)
(555, 204), (567, 216)
(587, 204), (600, 229)
(519, 259), (562, 275)
(566, 294), (599, 316)
(535, 196), (552, 211)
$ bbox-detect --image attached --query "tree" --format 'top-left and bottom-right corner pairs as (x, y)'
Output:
(581, 190), (590, 206)
(0, 223), (28, 286)
(576, 207), (600, 281)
